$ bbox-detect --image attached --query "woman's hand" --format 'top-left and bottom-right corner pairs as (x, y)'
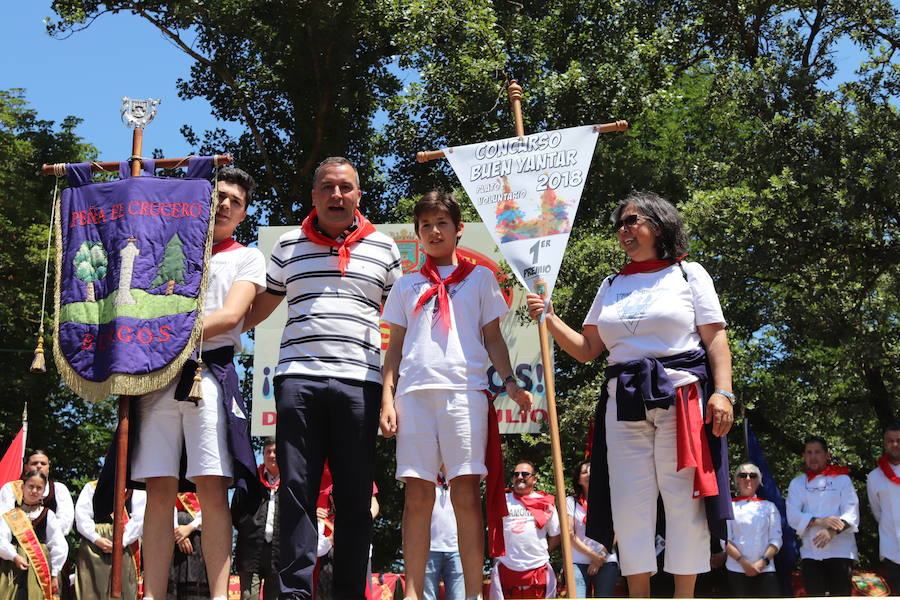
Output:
(525, 293), (551, 321)
(706, 392), (734, 437)
(174, 524), (195, 543)
(12, 554), (28, 570)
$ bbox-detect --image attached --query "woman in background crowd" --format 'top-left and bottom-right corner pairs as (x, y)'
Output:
(566, 460), (620, 597)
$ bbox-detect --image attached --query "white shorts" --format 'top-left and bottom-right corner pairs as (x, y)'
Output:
(604, 380), (710, 576)
(131, 371), (233, 482)
(395, 389), (488, 483)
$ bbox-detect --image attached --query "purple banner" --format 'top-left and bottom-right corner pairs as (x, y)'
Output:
(54, 173), (214, 400)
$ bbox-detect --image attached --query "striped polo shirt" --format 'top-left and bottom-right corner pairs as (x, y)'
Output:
(266, 227), (402, 383)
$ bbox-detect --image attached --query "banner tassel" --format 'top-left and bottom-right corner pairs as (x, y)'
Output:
(30, 331), (46, 373)
(187, 360), (204, 403)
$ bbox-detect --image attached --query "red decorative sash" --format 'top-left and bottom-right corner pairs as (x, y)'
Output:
(498, 563), (548, 598)
(576, 495), (588, 525)
(301, 209), (376, 276)
(176, 492), (201, 519)
(3, 508), (53, 600)
(618, 254), (688, 275)
(805, 464), (850, 482)
(212, 237), (244, 254)
(877, 454), (900, 485)
(414, 254), (476, 330)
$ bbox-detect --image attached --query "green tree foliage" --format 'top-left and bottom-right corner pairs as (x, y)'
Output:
(0, 89), (117, 498)
(47, 0), (899, 568)
(151, 233), (187, 294)
(72, 240), (107, 302)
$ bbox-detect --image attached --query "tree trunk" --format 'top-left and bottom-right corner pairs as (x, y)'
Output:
(86, 282), (95, 303)
(166, 280), (175, 295)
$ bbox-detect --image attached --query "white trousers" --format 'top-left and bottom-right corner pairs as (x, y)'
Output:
(605, 380), (710, 576)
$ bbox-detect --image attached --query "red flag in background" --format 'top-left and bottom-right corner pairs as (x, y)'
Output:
(0, 425), (26, 487)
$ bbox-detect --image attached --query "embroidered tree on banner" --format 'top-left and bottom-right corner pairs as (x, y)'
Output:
(73, 241), (108, 302)
(152, 233), (187, 295)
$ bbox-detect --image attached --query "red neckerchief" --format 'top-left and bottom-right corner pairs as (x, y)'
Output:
(674, 383), (718, 498)
(484, 391), (508, 558)
(506, 488), (555, 529)
(258, 465), (279, 490)
(618, 254), (688, 275)
(733, 496), (764, 502)
(805, 464), (850, 482)
(576, 495), (588, 525)
(212, 237), (244, 254)
(414, 254), (476, 330)
(301, 209), (376, 276)
(877, 454), (900, 485)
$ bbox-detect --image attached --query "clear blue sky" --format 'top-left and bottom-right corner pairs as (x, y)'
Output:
(0, 2), (237, 161)
(1, 3), (874, 165)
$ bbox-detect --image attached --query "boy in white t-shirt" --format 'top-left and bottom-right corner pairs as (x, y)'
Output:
(380, 191), (532, 600)
(132, 167), (266, 600)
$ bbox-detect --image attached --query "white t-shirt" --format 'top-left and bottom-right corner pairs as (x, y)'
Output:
(498, 492), (561, 571)
(565, 495), (617, 565)
(724, 499), (781, 573)
(382, 265), (509, 396)
(203, 246), (266, 351)
(431, 483), (458, 552)
(868, 462), (900, 562)
(583, 262), (725, 389)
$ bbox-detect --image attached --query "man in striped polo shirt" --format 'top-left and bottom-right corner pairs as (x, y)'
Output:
(246, 157), (402, 600)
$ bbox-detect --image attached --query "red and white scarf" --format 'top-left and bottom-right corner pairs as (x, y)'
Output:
(301, 209), (376, 276)
(413, 254), (475, 330)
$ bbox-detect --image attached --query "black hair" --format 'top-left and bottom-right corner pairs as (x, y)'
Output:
(885, 423), (900, 435)
(262, 437), (277, 448)
(25, 450), (49, 464)
(512, 459), (536, 473)
(413, 191), (463, 236)
(571, 460), (590, 499)
(313, 156), (359, 188)
(803, 435), (829, 452)
(20, 470), (47, 485)
(216, 167), (256, 204)
(611, 191), (688, 260)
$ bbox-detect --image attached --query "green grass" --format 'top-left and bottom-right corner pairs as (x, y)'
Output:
(60, 288), (197, 324)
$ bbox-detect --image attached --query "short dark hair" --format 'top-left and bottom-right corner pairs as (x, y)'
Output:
(21, 470), (47, 485)
(884, 423), (900, 435)
(611, 191), (688, 260)
(25, 450), (49, 464)
(216, 167), (256, 204)
(413, 191), (462, 235)
(313, 157), (359, 188)
(513, 459), (536, 473)
(803, 435), (829, 452)
(262, 437), (277, 448)
(571, 460), (590, 499)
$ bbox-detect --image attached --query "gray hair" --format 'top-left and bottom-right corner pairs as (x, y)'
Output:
(611, 191), (688, 260)
(313, 156), (360, 189)
(734, 462), (762, 487)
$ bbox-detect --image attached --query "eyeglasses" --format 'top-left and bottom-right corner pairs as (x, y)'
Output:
(613, 214), (650, 231)
(511, 471), (533, 479)
(737, 472), (759, 479)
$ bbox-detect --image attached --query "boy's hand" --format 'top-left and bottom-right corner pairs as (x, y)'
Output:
(379, 403), (398, 438)
(506, 382), (533, 412)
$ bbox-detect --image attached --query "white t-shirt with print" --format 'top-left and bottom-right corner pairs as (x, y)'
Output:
(583, 262), (725, 389)
(203, 246), (266, 352)
(565, 495), (618, 565)
(497, 491), (561, 571)
(382, 265), (509, 397)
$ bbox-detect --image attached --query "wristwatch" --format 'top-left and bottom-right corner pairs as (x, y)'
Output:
(713, 389), (735, 405)
(761, 555), (771, 566)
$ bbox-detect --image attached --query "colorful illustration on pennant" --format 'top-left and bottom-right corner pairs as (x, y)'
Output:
(495, 176), (573, 242)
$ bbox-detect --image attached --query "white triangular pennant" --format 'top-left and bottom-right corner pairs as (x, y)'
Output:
(443, 125), (600, 299)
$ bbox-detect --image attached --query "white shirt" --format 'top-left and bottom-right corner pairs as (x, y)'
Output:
(565, 496), (617, 565)
(74, 482), (146, 547)
(431, 483), (458, 552)
(263, 471), (279, 543)
(317, 519), (332, 557)
(583, 262), (725, 389)
(382, 265), (509, 396)
(867, 462), (900, 562)
(0, 480), (74, 535)
(786, 472), (859, 560)
(0, 507), (68, 575)
(725, 499), (782, 573)
(497, 492), (561, 571)
(204, 246), (266, 351)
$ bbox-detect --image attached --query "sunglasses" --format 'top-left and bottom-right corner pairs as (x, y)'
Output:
(737, 472), (759, 479)
(511, 471), (533, 479)
(613, 214), (650, 231)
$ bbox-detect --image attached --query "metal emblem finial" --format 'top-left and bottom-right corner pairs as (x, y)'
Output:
(121, 97), (161, 129)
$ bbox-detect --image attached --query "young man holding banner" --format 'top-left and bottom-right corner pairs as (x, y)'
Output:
(379, 191), (531, 600)
(132, 167), (265, 600)
(244, 157), (402, 600)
